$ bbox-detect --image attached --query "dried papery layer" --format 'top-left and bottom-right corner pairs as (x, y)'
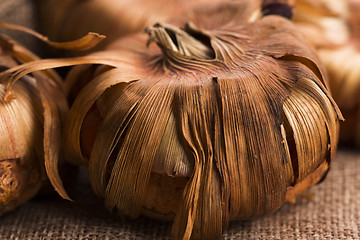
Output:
(318, 45), (360, 146)
(0, 33), (69, 210)
(0, 69), (43, 214)
(25, 14), (340, 239)
(292, 0), (350, 48)
(36, 0), (262, 53)
(319, 0), (360, 146)
(171, 0), (261, 31)
(2, 5), (341, 238)
(0, 22), (105, 52)
(0, 23), (106, 206)
(293, 0), (360, 146)
(35, 0), (213, 52)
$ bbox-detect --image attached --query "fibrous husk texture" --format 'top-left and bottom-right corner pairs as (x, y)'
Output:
(60, 12), (341, 239)
(293, 0), (360, 146)
(0, 31), (70, 213)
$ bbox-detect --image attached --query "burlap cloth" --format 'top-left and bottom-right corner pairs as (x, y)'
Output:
(0, 0), (42, 55)
(0, 148), (357, 240)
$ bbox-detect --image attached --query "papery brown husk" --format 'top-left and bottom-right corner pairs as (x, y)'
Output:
(35, 0), (261, 54)
(52, 2), (343, 237)
(0, 32), (73, 213)
(0, 56), (43, 214)
(293, 0), (360, 147)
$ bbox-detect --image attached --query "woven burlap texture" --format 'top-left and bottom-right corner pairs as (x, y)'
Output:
(0, 148), (358, 240)
(0, 0), (41, 53)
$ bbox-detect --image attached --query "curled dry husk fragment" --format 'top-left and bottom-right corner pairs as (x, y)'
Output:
(7, 4), (342, 240)
(0, 23), (105, 213)
(293, 0), (360, 146)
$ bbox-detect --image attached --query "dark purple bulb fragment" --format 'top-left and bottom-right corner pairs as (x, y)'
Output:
(262, 3), (293, 19)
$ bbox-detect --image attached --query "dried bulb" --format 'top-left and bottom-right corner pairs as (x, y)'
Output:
(0, 23), (89, 212)
(0, 66), (43, 214)
(49, 10), (341, 239)
(293, 0), (360, 146)
(292, 0), (350, 47)
(4, 3), (341, 239)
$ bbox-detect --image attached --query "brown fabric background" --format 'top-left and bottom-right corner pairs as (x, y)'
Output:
(0, 148), (358, 240)
(0, 0), (42, 55)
